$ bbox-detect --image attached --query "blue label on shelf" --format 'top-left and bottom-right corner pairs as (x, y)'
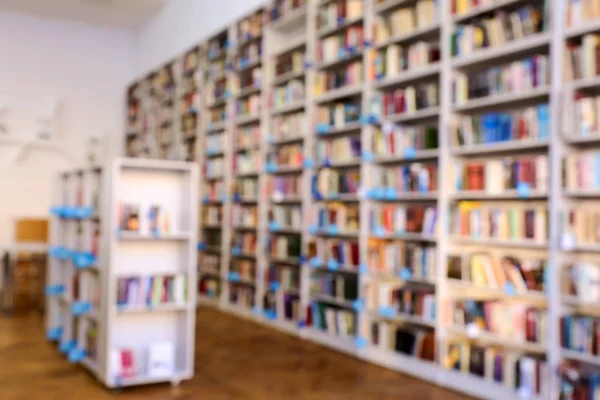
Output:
(400, 267), (412, 281)
(378, 305), (396, 318)
(352, 299), (364, 312)
(68, 347), (88, 363)
(203, 196), (210, 204)
(358, 263), (368, 275)
(336, 16), (344, 25)
(269, 281), (280, 291)
(73, 206), (93, 219)
(303, 158), (314, 169)
(240, 57), (249, 68)
(220, 193), (228, 202)
(297, 320), (306, 328)
(197, 242), (206, 251)
(49, 246), (69, 260)
(363, 39), (372, 48)
(373, 225), (386, 238)
(374, 187), (385, 200)
(206, 148), (216, 156)
(71, 301), (92, 316)
(268, 221), (280, 232)
(59, 339), (76, 354)
(361, 151), (374, 162)
(395, 229), (407, 237)
(316, 123), (331, 134)
(227, 271), (240, 282)
(264, 309), (277, 320)
(252, 306), (262, 316)
(232, 247), (242, 256)
(384, 187), (397, 200)
(308, 224), (319, 235)
(517, 182), (531, 198)
(404, 147), (416, 159)
(358, 114), (369, 125)
(73, 252), (96, 269)
(299, 254), (307, 264)
(233, 193), (241, 203)
(346, 46), (356, 55)
(266, 162), (278, 173)
(504, 282), (516, 296)
(46, 327), (63, 341)
(310, 257), (323, 268)
(327, 259), (339, 271)
(327, 224), (340, 235)
(303, 60), (313, 69)
(354, 336), (368, 349)
(45, 284), (65, 296)
(50, 205), (63, 217)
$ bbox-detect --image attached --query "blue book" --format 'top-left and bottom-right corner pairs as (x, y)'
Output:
(312, 303), (321, 329)
(482, 113), (497, 144)
(595, 151), (600, 189)
(537, 104), (549, 139)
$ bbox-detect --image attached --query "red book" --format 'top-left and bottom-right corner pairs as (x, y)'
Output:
(120, 349), (137, 378)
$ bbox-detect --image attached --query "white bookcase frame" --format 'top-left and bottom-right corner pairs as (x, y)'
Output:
(46, 158), (199, 389)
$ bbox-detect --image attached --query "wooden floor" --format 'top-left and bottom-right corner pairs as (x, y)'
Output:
(0, 307), (474, 399)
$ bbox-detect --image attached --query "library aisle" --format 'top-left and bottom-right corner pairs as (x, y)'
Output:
(0, 308), (469, 400)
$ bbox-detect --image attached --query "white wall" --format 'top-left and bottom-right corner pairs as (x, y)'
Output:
(136, 0), (265, 75)
(0, 10), (136, 247)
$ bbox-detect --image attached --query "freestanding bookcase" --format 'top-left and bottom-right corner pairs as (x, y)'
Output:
(46, 158), (199, 388)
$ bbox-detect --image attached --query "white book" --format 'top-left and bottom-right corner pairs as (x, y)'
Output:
(174, 274), (185, 305)
(127, 280), (139, 306)
(147, 341), (175, 378)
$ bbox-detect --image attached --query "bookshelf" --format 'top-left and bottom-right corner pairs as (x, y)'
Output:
(47, 158), (199, 388)
(120, 0), (588, 398)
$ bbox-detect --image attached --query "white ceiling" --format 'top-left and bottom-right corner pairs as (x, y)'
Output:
(0, 0), (167, 29)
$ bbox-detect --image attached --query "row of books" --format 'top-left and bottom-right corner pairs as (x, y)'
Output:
(229, 286), (254, 307)
(268, 175), (302, 200)
(451, 5), (546, 57)
(317, 0), (363, 33)
(116, 275), (188, 307)
(369, 206), (438, 236)
(560, 362), (600, 400)
(230, 259), (255, 281)
(452, 105), (550, 147)
(266, 265), (300, 291)
(372, 162), (438, 193)
(118, 203), (173, 235)
(315, 168), (360, 197)
(236, 125), (260, 149)
(232, 205), (258, 228)
(308, 238), (360, 267)
(566, 262), (600, 302)
(453, 301), (547, 344)
(237, 9), (263, 41)
(274, 48), (304, 79)
(272, 79), (304, 109)
(564, 151), (600, 191)
(236, 93), (260, 116)
(234, 150), (261, 175)
(318, 26), (364, 64)
(454, 156), (548, 193)
(312, 273), (359, 302)
(316, 101), (361, 127)
(271, 111), (306, 141)
(562, 314), (600, 356)
(563, 208), (600, 247)
(310, 303), (357, 337)
(373, 0), (438, 44)
(206, 158), (224, 179)
(268, 0), (307, 23)
(367, 241), (436, 281)
(203, 205), (223, 225)
(372, 124), (438, 157)
(264, 292), (302, 322)
(451, 202), (547, 243)
(447, 254), (546, 293)
(267, 143), (303, 168)
(208, 107), (226, 126)
(203, 181), (225, 201)
(199, 253), (220, 275)
(565, 34), (600, 82)
(206, 80), (229, 105)
(206, 132), (225, 154)
(236, 42), (261, 68)
(236, 177), (259, 200)
(208, 58), (226, 80)
(270, 205), (301, 230)
(372, 323), (435, 361)
(445, 342), (547, 397)
(233, 232), (257, 254)
(109, 342), (176, 380)
(314, 60), (363, 96)
(377, 82), (439, 117)
(374, 41), (440, 80)
(316, 136), (361, 164)
(199, 279), (220, 297)
(453, 55), (550, 105)
(268, 235), (302, 259)
(315, 204), (360, 232)
(566, 0), (600, 27)
(367, 285), (436, 322)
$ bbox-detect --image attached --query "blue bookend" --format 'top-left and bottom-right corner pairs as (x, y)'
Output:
(504, 282), (516, 296)
(316, 123), (331, 134)
(354, 336), (368, 349)
(297, 320), (306, 328)
(197, 242), (206, 251)
(46, 327), (63, 341)
(73, 252), (96, 269)
(310, 257), (323, 269)
(303, 158), (314, 168)
(361, 151), (374, 162)
(228, 271), (240, 282)
(45, 284), (65, 296)
(400, 267), (412, 281)
(373, 225), (386, 238)
(232, 247), (242, 256)
(264, 309), (277, 320)
(252, 306), (262, 316)
(59, 339), (76, 354)
(327, 259), (339, 271)
(517, 182), (531, 198)
(303, 60), (313, 69)
(308, 224), (319, 235)
(404, 147), (416, 159)
(269, 281), (281, 292)
(266, 162), (278, 173)
(384, 187), (397, 200)
(378, 305), (396, 318)
(358, 263), (368, 275)
(268, 221), (280, 232)
(327, 224), (340, 235)
(374, 187), (385, 200)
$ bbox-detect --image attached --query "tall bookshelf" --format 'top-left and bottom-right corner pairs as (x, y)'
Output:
(120, 0), (600, 397)
(47, 159), (199, 388)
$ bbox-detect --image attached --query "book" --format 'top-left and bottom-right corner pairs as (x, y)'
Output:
(318, 26), (364, 64)
(147, 341), (175, 378)
(267, 143), (303, 168)
(314, 60), (363, 97)
(233, 204), (259, 227)
(369, 205), (437, 236)
(271, 111), (306, 141)
(116, 275), (187, 307)
(373, 123), (438, 157)
(268, 175), (302, 200)
(272, 79), (305, 109)
(268, 234), (302, 259)
(310, 302), (357, 336)
(316, 101), (361, 128)
(316, 168), (361, 197)
(269, 205), (302, 230)
(269, 0), (307, 22)
(315, 203), (360, 232)
(368, 239), (436, 279)
(374, 40), (440, 80)
(373, 0), (438, 44)
(316, 136), (361, 164)
(371, 161), (438, 194)
(377, 81), (439, 117)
